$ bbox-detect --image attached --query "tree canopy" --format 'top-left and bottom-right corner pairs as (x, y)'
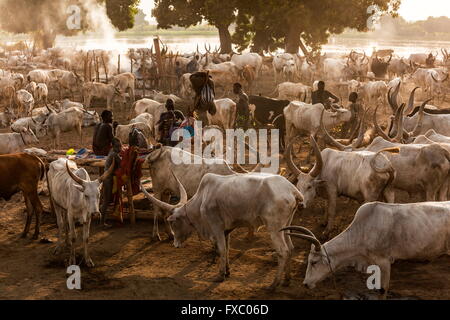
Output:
(153, 0), (401, 54)
(152, 0), (237, 53)
(0, 0), (140, 49)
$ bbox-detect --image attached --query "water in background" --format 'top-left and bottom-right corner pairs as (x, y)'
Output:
(56, 34), (450, 58)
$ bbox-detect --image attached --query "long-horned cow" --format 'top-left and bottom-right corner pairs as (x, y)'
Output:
(283, 201), (450, 299)
(48, 158), (114, 266)
(141, 171), (304, 289)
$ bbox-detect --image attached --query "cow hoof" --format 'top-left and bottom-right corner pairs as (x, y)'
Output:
(211, 274), (226, 283)
(69, 257), (77, 266)
(32, 234), (39, 240)
(266, 284), (278, 292)
(85, 259), (95, 268)
(282, 279), (291, 287)
(20, 233), (27, 239)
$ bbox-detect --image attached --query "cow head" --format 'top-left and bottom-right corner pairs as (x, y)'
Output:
(285, 135), (325, 208)
(65, 159), (115, 219)
(140, 170), (190, 248)
(21, 125), (39, 144)
(280, 226), (329, 289)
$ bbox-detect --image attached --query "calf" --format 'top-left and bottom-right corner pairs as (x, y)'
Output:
(39, 107), (84, 149)
(82, 82), (123, 110)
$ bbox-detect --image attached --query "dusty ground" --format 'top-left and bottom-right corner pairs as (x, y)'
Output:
(0, 74), (449, 300)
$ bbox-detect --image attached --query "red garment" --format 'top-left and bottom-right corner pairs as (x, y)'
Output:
(112, 146), (144, 218)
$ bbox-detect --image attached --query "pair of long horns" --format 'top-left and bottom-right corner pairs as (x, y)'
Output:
(320, 108), (366, 151)
(285, 135), (323, 178)
(66, 158), (115, 185)
(280, 226), (321, 250)
(140, 169), (188, 212)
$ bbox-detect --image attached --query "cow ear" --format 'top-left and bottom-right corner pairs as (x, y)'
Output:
(313, 180), (326, 188)
(73, 184), (84, 192)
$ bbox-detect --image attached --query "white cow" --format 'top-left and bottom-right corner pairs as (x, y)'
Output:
(48, 158), (114, 267)
(285, 201), (450, 299)
(0, 127), (39, 155)
(207, 98), (237, 129)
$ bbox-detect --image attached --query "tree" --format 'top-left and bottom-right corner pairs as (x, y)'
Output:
(0, 0), (140, 49)
(233, 0), (401, 55)
(152, 0), (237, 53)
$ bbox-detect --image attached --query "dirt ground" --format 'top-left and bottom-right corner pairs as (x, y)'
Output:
(0, 74), (449, 300)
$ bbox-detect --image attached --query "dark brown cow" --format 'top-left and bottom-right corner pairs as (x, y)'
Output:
(0, 153), (46, 239)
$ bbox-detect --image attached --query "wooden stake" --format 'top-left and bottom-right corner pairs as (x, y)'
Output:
(117, 54), (121, 74)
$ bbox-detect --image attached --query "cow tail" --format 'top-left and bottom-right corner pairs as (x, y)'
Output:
(35, 155), (55, 215)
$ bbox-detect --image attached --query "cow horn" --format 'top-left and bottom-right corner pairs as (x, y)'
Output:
(280, 226), (321, 250)
(320, 109), (348, 151)
(405, 87), (419, 115)
(66, 160), (85, 186)
(98, 158), (115, 183)
(280, 225), (316, 237)
(410, 99), (431, 137)
(309, 135), (323, 178)
(140, 170), (187, 212)
(394, 103), (405, 142)
(431, 73), (440, 82)
(351, 110), (367, 149)
(373, 105), (393, 141)
(284, 137), (303, 176)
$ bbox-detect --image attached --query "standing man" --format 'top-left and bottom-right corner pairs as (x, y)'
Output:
(233, 82), (250, 130)
(157, 99), (177, 146)
(100, 137), (122, 227)
(341, 91), (363, 137)
(312, 81), (340, 109)
(93, 110), (114, 156)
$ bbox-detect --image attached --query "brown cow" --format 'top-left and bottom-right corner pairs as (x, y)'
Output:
(0, 153), (46, 239)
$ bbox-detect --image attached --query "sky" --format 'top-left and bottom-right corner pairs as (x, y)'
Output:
(138, 0), (450, 23)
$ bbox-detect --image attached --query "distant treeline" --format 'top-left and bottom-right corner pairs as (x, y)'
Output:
(339, 15), (450, 41)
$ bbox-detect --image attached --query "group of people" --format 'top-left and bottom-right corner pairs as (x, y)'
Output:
(90, 76), (361, 226)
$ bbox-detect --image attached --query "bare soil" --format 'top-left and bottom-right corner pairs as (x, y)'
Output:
(0, 76), (449, 300)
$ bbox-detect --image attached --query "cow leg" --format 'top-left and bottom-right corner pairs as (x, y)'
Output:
(376, 258), (391, 300)
(383, 187), (396, 203)
(151, 192), (163, 241)
(67, 213), (77, 266)
(83, 216), (94, 267)
(21, 194), (33, 238)
(439, 179), (449, 201)
(30, 192), (43, 240)
(224, 231), (231, 277)
(211, 233), (227, 282)
(426, 189), (437, 202)
(323, 185), (337, 237)
(268, 230), (290, 291)
(53, 205), (66, 255)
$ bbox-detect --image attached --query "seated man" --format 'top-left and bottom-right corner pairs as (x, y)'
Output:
(311, 81), (339, 109)
(93, 110), (114, 156)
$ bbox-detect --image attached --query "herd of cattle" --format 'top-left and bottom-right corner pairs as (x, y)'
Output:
(1, 45), (450, 299)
